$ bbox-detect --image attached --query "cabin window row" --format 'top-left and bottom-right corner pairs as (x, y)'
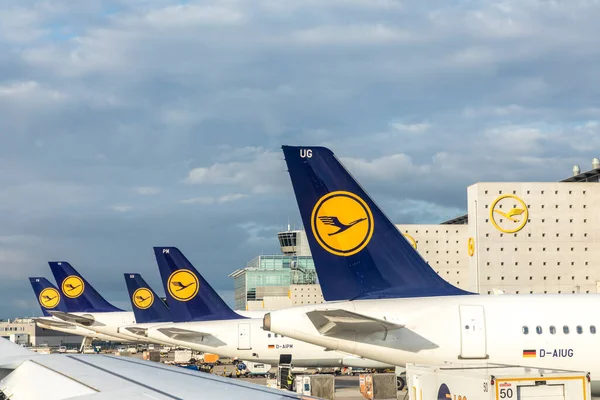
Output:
(486, 261), (590, 267)
(485, 233), (589, 238)
(486, 204), (587, 209)
(484, 190), (586, 195)
(522, 325), (596, 335)
(488, 290), (591, 294)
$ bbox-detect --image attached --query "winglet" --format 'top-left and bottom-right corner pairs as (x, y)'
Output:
(281, 145), (473, 300)
(124, 273), (171, 323)
(48, 261), (123, 313)
(153, 247), (243, 322)
(28, 277), (69, 316)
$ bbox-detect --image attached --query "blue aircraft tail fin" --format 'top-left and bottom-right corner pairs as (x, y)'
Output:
(153, 247), (242, 322)
(281, 145), (474, 301)
(124, 273), (171, 323)
(48, 261), (123, 313)
(29, 277), (69, 316)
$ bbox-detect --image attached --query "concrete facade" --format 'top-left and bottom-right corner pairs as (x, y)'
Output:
(0, 319), (82, 347)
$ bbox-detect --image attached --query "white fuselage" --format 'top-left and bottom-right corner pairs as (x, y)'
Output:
(146, 317), (392, 368)
(267, 294), (600, 392)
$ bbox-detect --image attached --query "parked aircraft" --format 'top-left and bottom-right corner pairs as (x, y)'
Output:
(264, 145), (600, 393)
(146, 246), (392, 368)
(117, 273), (176, 346)
(47, 261), (138, 343)
(28, 277), (121, 342)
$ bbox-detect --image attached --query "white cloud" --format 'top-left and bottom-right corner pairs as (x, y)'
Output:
(289, 24), (413, 46)
(181, 197), (215, 205)
(181, 193), (249, 205)
(341, 153), (429, 182)
(133, 186), (161, 195)
(185, 148), (285, 194)
(389, 122), (431, 133)
(111, 205), (132, 212)
(218, 193), (249, 203)
(0, 81), (65, 101)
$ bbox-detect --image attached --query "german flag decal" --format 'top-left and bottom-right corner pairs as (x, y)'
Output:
(523, 349), (536, 358)
(268, 345), (274, 349)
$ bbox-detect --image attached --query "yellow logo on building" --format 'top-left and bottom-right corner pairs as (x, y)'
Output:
(311, 191), (374, 257)
(61, 276), (85, 299)
(132, 288), (154, 310)
(167, 269), (199, 302)
(467, 237), (475, 257)
(404, 233), (417, 249)
(489, 194), (528, 233)
(39, 288), (60, 309)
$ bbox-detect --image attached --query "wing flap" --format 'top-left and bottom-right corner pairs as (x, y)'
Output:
(306, 309), (403, 337)
(0, 339), (314, 399)
(49, 311), (95, 326)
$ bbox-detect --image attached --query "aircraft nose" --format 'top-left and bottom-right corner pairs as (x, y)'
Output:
(263, 313), (271, 331)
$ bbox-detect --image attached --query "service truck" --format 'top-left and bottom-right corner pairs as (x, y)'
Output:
(407, 363), (590, 400)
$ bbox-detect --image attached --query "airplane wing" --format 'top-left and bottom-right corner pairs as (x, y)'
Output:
(306, 309), (404, 338)
(156, 327), (227, 347)
(0, 338), (314, 400)
(49, 311), (95, 326)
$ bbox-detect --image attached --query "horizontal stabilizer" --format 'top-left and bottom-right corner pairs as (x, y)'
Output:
(32, 318), (77, 329)
(156, 327), (226, 347)
(49, 311), (95, 326)
(306, 309), (403, 337)
(121, 326), (148, 337)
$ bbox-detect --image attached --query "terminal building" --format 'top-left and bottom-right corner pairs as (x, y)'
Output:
(230, 229), (324, 311)
(0, 318), (82, 347)
(401, 159), (600, 295)
(231, 159), (600, 307)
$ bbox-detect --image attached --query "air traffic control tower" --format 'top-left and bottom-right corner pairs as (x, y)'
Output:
(230, 228), (324, 311)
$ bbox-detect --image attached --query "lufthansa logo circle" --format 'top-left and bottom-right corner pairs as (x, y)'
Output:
(132, 288), (154, 310)
(167, 269), (199, 302)
(467, 237), (475, 257)
(404, 233), (417, 250)
(489, 194), (528, 234)
(311, 191), (374, 257)
(39, 288), (60, 309)
(62, 276), (85, 298)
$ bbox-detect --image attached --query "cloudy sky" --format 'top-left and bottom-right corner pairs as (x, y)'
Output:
(1, 0), (599, 318)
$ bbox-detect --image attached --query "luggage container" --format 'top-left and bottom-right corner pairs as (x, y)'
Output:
(407, 363), (590, 400)
(294, 375), (335, 400)
(359, 373), (397, 400)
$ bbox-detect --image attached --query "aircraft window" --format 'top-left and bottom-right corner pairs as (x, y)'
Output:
(550, 326), (556, 334)
(536, 326), (542, 334)
(591, 326), (596, 334)
(577, 326), (583, 334)
(563, 326), (569, 334)
(268, 334), (271, 338)
(522, 326), (529, 335)
(274, 334), (278, 338)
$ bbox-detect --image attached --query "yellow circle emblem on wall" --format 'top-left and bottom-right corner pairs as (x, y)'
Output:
(167, 269), (199, 302)
(404, 233), (417, 250)
(489, 194), (528, 233)
(467, 237), (475, 257)
(62, 276), (85, 299)
(311, 191), (374, 257)
(39, 288), (61, 309)
(132, 288), (154, 310)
